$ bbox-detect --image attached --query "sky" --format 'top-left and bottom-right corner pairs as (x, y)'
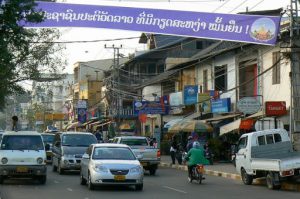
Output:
(56, 0), (290, 74)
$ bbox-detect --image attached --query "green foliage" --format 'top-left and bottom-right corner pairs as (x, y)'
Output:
(0, 0), (66, 110)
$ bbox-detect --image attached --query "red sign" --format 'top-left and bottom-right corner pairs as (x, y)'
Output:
(265, 101), (287, 116)
(138, 114), (147, 123)
(240, 119), (254, 130)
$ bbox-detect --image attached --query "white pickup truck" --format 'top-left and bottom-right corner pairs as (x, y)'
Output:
(235, 129), (300, 190)
(113, 136), (160, 175)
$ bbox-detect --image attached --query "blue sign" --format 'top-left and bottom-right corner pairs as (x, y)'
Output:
(22, 2), (280, 45)
(184, 85), (198, 105)
(78, 108), (87, 123)
(134, 100), (168, 115)
(211, 98), (231, 113)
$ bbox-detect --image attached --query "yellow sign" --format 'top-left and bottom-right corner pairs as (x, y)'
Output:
(52, 113), (65, 120)
(35, 112), (44, 121)
(45, 114), (53, 120)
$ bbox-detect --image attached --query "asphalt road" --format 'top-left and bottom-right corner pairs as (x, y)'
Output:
(0, 166), (299, 199)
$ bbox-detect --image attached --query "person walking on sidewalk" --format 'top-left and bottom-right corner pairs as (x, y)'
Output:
(170, 136), (178, 164)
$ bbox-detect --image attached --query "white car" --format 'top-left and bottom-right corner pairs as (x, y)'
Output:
(80, 143), (144, 191)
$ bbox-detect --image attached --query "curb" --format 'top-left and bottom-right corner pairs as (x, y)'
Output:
(159, 162), (300, 192)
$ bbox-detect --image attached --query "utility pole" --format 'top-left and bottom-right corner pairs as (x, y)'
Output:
(104, 44), (123, 133)
(290, 0), (300, 150)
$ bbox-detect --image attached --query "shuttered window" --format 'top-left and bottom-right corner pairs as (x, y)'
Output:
(272, 51), (280, 85)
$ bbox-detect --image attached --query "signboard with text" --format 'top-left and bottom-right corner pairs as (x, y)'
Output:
(184, 85), (198, 105)
(23, 2), (280, 45)
(134, 100), (168, 115)
(237, 97), (261, 114)
(265, 101), (287, 116)
(211, 98), (231, 113)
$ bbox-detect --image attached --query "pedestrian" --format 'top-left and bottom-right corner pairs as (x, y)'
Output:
(170, 135), (178, 164)
(95, 129), (102, 143)
(186, 136), (194, 152)
(152, 138), (158, 148)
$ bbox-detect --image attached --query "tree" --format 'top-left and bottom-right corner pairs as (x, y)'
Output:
(0, 0), (66, 110)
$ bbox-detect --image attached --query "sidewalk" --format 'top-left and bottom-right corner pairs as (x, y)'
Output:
(159, 155), (300, 192)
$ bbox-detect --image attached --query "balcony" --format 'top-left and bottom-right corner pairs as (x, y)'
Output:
(108, 109), (137, 118)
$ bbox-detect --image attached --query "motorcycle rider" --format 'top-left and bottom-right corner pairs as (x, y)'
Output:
(186, 136), (194, 152)
(186, 141), (209, 181)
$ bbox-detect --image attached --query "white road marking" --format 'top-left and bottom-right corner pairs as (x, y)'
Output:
(84, 198), (89, 199)
(54, 180), (59, 184)
(163, 186), (187, 194)
(67, 188), (73, 192)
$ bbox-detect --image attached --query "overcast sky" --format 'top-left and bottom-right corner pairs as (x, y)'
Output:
(56, 0), (290, 74)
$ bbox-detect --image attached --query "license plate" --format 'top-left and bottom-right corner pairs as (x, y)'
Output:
(16, 166), (28, 173)
(141, 162), (147, 166)
(114, 175), (126, 181)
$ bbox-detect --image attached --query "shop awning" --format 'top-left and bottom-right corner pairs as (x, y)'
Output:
(204, 113), (241, 122)
(246, 110), (264, 119)
(220, 119), (241, 136)
(93, 121), (112, 131)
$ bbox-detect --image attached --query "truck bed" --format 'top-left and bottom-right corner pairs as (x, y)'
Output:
(251, 141), (300, 171)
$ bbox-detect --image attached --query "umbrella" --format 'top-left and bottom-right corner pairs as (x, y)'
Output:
(180, 120), (213, 133)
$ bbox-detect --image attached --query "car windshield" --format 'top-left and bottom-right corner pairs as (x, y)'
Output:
(92, 147), (136, 160)
(120, 138), (148, 146)
(62, 134), (97, 147)
(42, 134), (54, 143)
(1, 135), (44, 151)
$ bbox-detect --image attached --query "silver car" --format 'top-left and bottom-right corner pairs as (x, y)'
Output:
(80, 143), (144, 191)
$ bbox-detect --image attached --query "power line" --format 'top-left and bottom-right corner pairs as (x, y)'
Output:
(212, 0), (232, 12)
(229, 0), (248, 13)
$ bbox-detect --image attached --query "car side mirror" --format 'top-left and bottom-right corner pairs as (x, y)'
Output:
(82, 153), (90, 159)
(136, 154), (143, 160)
(45, 144), (50, 151)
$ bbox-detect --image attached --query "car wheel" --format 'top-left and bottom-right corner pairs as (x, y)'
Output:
(58, 161), (64, 175)
(38, 176), (47, 184)
(149, 168), (156, 176)
(80, 171), (87, 185)
(0, 175), (4, 184)
(135, 183), (143, 191)
(266, 173), (281, 190)
(87, 172), (95, 190)
(52, 163), (57, 172)
(241, 168), (253, 185)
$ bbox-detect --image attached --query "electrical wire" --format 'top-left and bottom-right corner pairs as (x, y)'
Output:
(228, 0), (248, 13)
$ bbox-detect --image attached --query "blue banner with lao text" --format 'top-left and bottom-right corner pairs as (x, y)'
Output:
(211, 98), (231, 113)
(23, 2), (281, 45)
(184, 85), (198, 105)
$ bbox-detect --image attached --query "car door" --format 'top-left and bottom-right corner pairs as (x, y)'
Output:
(52, 139), (62, 167)
(235, 136), (250, 173)
(82, 145), (93, 178)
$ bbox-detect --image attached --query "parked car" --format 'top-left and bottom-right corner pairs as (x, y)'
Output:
(113, 136), (160, 175)
(0, 131), (47, 184)
(80, 143), (144, 190)
(52, 132), (97, 174)
(41, 133), (55, 163)
(235, 129), (300, 190)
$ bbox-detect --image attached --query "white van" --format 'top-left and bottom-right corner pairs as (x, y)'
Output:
(0, 131), (47, 184)
(235, 129), (300, 190)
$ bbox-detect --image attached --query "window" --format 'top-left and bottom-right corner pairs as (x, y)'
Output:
(120, 138), (148, 146)
(274, 133), (282, 143)
(237, 136), (248, 150)
(266, 134), (274, 144)
(272, 51), (281, 84)
(203, 70), (208, 92)
(196, 41), (203, 49)
(257, 136), (266, 145)
(215, 65), (227, 91)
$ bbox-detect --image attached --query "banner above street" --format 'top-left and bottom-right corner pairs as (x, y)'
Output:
(24, 2), (281, 45)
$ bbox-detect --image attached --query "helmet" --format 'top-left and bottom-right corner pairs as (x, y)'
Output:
(193, 141), (201, 149)
(188, 136), (192, 140)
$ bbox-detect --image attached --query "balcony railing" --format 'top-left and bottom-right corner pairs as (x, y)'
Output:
(108, 109), (137, 117)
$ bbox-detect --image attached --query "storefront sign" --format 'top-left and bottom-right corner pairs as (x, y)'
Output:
(237, 97), (261, 114)
(184, 85), (198, 105)
(169, 92), (183, 106)
(24, 2), (280, 45)
(211, 98), (231, 113)
(198, 93), (211, 113)
(240, 119), (254, 130)
(134, 101), (168, 115)
(265, 101), (287, 116)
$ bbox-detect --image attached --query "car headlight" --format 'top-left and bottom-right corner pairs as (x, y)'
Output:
(130, 166), (142, 173)
(93, 165), (109, 173)
(37, 157), (43, 164)
(1, 157), (8, 164)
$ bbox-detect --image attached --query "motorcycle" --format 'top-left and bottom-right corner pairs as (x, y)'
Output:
(189, 164), (205, 184)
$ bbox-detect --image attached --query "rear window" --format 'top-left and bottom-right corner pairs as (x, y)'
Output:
(62, 134), (97, 147)
(1, 135), (44, 150)
(120, 138), (148, 146)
